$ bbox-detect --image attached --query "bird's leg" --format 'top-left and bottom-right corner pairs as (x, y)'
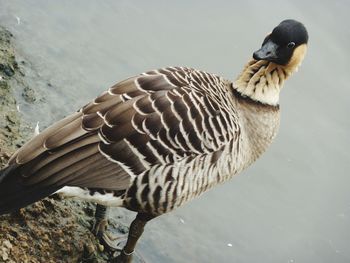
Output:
(92, 204), (108, 237)
(112, 213), (155, 263)
(92, 204), (126, 251)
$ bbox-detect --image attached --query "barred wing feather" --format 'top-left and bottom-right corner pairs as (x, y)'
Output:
(88, 67), (240, 177)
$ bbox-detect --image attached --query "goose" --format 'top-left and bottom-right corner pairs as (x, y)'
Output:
(0, 19), (308, 263)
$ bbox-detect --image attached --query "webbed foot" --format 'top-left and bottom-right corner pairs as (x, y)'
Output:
(92, 204), (127, 252)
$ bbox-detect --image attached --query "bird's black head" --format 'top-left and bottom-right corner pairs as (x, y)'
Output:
(253, 19), (309, 65)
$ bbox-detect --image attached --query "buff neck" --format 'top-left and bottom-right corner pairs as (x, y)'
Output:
(233, 44), (307, 106)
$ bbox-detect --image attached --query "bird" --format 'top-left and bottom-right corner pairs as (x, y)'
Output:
(0, 19), (308, 263)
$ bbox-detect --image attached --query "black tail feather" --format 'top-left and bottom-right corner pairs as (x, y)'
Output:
(0, 165), (16, 184)
(0, 166), (60, 215)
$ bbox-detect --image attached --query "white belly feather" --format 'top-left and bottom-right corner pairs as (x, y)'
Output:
(55, 186), (123, 207)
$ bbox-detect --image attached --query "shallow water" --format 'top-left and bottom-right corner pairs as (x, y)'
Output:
(1, 0), (350, 262)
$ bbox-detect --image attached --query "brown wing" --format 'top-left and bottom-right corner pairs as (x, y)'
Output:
(6, 66), (238, 192)
(83, 67), (238, 176)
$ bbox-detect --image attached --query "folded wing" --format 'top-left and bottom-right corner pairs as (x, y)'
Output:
(0, 66), (239, 214)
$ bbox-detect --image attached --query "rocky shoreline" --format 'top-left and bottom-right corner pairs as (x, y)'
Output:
(0, 26), (119, 263)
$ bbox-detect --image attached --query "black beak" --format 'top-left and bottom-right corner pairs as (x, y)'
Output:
(253, 40), (279, 61)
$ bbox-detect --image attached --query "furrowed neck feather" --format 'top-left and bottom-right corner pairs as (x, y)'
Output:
(233, 60), (287, 106)
(233, 44), (307, 106)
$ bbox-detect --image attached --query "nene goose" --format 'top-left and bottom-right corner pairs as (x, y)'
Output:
(0, 19), (308, 262)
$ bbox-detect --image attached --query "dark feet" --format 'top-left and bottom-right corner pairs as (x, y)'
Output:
(111, 213), (154, 263)
(92, 217), (128, 252)
(93, 207), (152, 263)
(111, 249), (147, 263)
(111, 250), (133, 263)
(92, 204), (127, 252)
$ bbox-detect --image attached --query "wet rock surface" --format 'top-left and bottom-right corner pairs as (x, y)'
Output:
(0, 26), (25, 166)
(0, 25), (126, 263)
(0, 198), (108, 263)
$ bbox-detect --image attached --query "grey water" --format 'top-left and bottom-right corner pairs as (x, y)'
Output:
(1, 0), (350, 262)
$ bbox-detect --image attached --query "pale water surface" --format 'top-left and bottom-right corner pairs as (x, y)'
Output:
(0, 1), (349, 262)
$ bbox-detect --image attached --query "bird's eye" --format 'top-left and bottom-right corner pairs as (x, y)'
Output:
(287, 42), (295, 48)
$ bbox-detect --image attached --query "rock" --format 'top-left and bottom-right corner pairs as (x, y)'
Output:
(83, 204), (95, 217)
(83, 241), (96, 257)
(4, 66), (14, 76)
(1, 251), (9, 261)
(22, 86), (36, 103)
(97, 243), (104, 252)
(3, 240), (12, 249)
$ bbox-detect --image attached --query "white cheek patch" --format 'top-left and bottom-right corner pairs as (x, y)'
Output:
(55, 186), (123, 207)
